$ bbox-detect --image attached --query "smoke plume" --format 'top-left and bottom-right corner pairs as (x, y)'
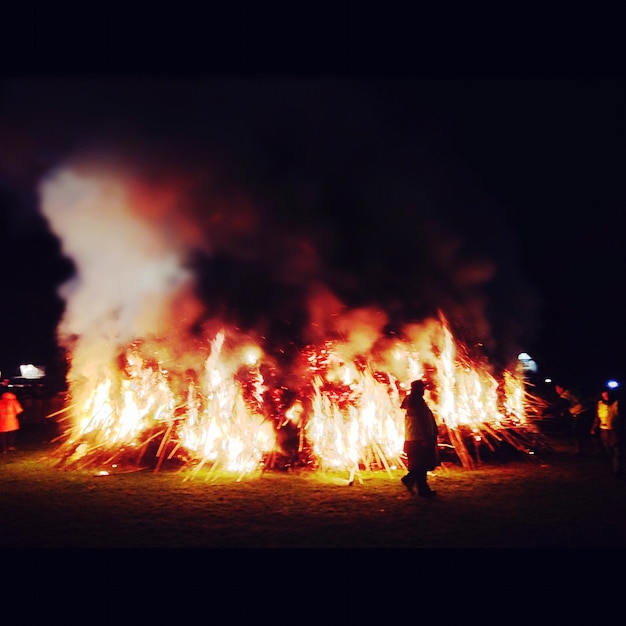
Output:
(4, 78), (541, 376)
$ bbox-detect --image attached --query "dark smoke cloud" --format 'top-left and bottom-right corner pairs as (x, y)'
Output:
(0, 78), (541, 374)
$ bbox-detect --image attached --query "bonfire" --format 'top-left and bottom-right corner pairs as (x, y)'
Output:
(39, 163), (546, 482)
(50, 315), (544, 481)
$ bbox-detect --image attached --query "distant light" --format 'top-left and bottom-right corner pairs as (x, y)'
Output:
(544, 378), (553, 384)
(606, 380), (620, 389)
(19, 364), (46, 379)
(517, 352), (537, 373)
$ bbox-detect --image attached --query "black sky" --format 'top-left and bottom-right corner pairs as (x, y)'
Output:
(0, 3), (624, 395)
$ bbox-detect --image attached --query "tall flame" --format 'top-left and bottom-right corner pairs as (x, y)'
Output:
(54, 316), (533, 478)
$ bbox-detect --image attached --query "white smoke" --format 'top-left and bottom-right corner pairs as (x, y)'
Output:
(38, 161), (198, 380)
(20, 79), (542, 382)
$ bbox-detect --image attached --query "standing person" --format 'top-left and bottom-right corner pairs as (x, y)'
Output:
(400, 379), (440, 497)
(554, 383), (594, 455)
(0, 387), (23, 453)
(591, 387), (621, 475)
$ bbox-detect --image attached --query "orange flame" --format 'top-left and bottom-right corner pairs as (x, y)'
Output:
(55, 317), (531, 477)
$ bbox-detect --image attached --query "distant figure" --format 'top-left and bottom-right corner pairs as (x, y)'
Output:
(554, 383), (594, 455)
(591, 388), (622, 475)
(400, 379), (440, 497)
(0, 389), (24, 453)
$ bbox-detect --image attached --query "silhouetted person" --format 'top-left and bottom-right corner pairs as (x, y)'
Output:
(0, 387), (23, 453)
(400, 379), (440, 497)
(554, 383), (594, 455)
(591, 387), (622, 475)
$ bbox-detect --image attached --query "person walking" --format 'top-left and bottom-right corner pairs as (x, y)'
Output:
(554, 383), (594, 455)
(0, 388), (24, 453)
(591, 387), (622, 475)
(400, 379), (440, 497)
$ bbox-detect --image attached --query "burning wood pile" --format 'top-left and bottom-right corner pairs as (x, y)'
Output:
(50, 316), (544, 480)
(36, 161), (549, 483)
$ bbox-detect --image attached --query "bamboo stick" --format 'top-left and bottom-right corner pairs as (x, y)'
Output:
(473, 435), (482, 466)
(298, 424), (304, 452)
(475, 423), (499, 451)
(52, 414), (74, 424)
(166, 441), (182, 460)
(348, 462), (363, 485)
(101, 450), (122, 467)
(45, 403), (76, 419)
(203, 457), (221, 482)
(372, 441), (393, 477)
(154, 419), (176, 471)
(135, 428), (166, 466)
(183, 456), (208, 482)
(448, 427), (475, 469)
(50, 427), (72, 444)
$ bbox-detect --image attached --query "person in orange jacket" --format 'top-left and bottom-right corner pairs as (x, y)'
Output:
(0, 385), (24, 453)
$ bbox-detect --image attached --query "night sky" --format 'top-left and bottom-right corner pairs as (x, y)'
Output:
(0, 6), (624, 396)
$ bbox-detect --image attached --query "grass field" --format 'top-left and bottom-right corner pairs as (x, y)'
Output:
(2, 425), (625, 550)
